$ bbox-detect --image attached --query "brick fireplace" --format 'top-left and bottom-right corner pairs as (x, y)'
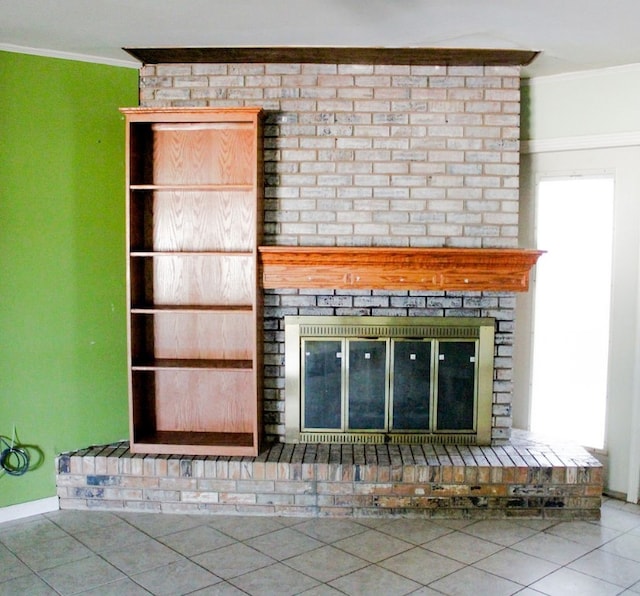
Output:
(55, 48), (603, 518)
(137, 54), (528, 445)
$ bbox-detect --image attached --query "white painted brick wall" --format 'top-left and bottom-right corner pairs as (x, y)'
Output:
(140, 62), (520, 249)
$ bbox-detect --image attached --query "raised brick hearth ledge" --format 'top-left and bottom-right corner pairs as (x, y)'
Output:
(56, 430), (602, 520)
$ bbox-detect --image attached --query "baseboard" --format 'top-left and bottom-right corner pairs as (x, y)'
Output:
(603, 488), (629, 502)
(0, 496), (59, 524)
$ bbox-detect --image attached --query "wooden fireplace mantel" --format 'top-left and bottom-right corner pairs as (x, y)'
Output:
(259, 246), (543, 292)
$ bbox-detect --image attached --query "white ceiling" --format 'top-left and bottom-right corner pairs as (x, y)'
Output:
(2, 0), (640, 78)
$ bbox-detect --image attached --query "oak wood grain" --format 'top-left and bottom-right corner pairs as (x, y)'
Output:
(259, 246), (543, 292)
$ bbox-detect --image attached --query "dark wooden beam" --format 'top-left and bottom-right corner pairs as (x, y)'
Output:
(124, 46), (539, 67)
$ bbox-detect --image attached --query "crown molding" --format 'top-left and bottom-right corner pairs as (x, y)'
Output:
(522, 131), (640, 154)
(522, 61), (640, 85)
(0, 43), (139, 68)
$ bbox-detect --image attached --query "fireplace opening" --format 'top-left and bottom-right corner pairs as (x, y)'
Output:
(285, 316), (495, 445)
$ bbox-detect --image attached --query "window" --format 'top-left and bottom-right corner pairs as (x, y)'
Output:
(531, 176), (614, 449)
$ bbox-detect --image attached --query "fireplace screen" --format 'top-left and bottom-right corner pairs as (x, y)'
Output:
(285, 316), (495, 444)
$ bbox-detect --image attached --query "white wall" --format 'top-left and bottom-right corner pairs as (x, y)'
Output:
(517, 65), (640, 500)
(522, 64), (640, 141)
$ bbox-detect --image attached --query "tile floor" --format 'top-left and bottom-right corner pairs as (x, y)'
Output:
(1, 497), (639, 595)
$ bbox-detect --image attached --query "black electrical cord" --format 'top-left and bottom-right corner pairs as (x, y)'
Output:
(0, 437), (30, 476)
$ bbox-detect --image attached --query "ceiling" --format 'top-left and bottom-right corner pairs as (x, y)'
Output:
(2, 0), (640, 78)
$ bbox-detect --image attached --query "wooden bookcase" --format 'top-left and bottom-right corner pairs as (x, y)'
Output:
(121, 107), (263, 456)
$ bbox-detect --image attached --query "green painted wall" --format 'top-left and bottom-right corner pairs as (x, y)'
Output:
(0, 51), (139, 507)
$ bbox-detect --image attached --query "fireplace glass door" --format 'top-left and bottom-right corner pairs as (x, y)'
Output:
(348, 340), (387, 430)
(436, 340), (476, 430)
(391, 340), (432, 430)
(301, 337), (478, 435)
(303, 340), (342, 430)
(287, 316), (495, 444)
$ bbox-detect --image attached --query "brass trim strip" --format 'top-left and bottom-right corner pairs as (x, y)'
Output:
(298, 324), (480, 338)
(299, 432), (477, 445)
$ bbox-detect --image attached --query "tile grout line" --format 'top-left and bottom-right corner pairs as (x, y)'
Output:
(1, 498), (640, 594)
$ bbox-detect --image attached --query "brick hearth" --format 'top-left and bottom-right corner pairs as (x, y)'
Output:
(56, 430), (602, 520)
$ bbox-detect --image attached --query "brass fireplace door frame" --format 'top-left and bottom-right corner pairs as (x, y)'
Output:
(284, 316), (495, 445)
